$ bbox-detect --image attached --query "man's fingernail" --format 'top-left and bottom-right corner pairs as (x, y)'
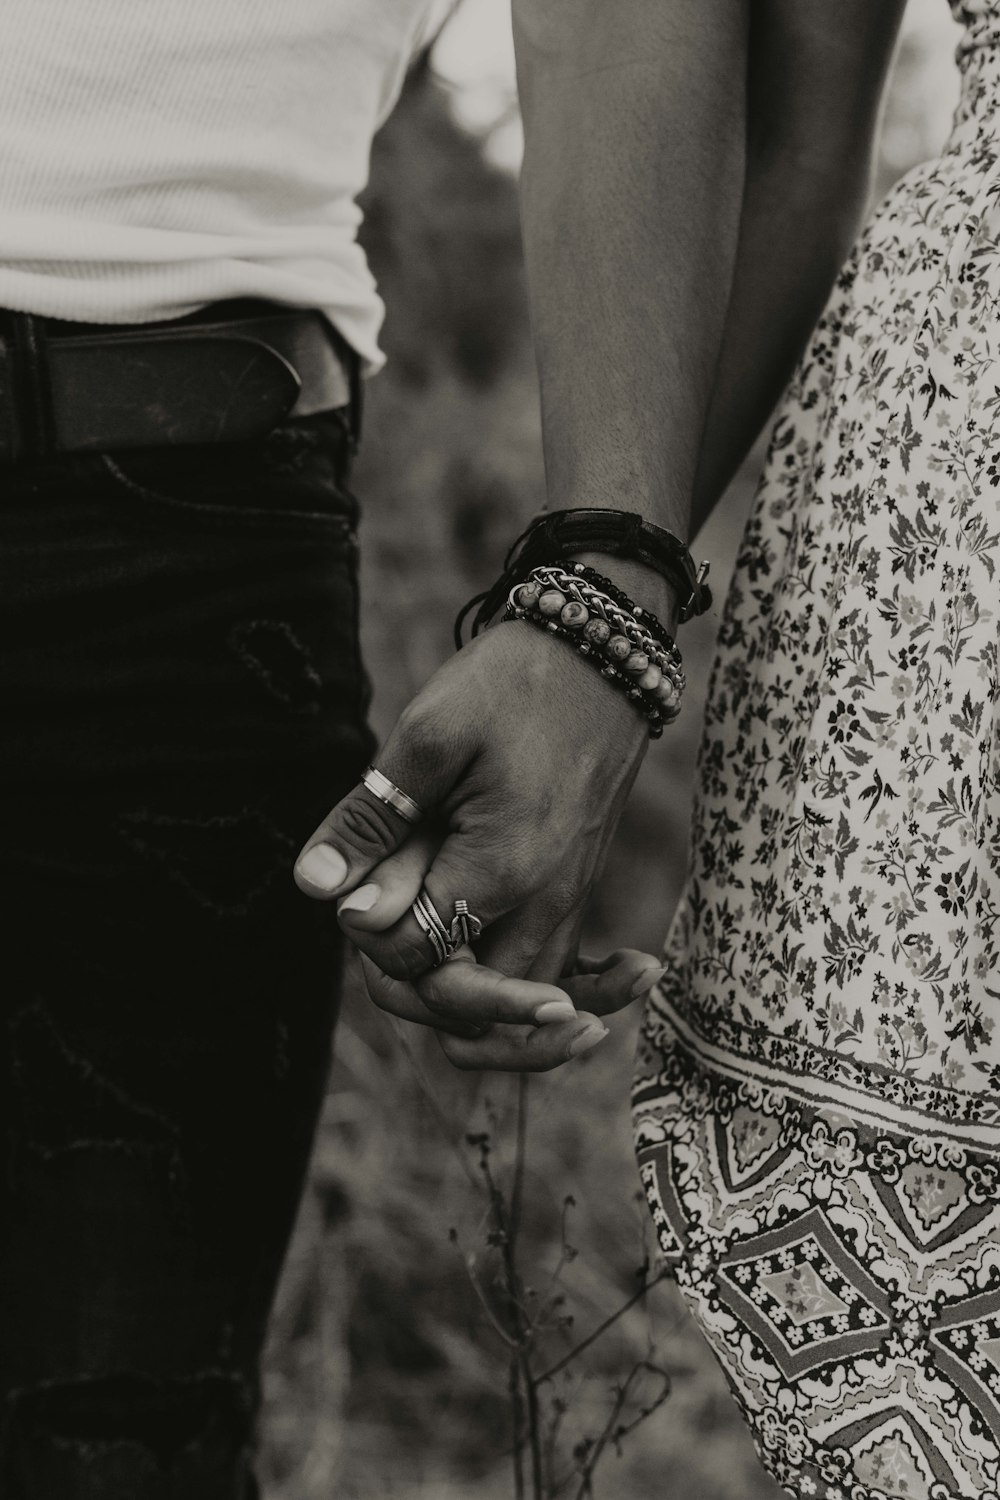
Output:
(631, 965), (667, 999)
(338, 883), (379, 914)
(296, 844), (348, 892)
(534, 998), (578, 1026)
(568, 1023), (609, 1058)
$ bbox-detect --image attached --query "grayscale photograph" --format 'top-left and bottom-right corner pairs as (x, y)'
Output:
(0, 3), (991, 1498)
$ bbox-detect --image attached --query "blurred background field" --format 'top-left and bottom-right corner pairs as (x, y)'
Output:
(261, 6), (960, 1497)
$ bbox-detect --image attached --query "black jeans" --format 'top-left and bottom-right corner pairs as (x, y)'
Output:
(0, 414), (374, 1498)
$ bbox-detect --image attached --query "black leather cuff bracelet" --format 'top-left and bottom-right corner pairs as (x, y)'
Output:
(455, 507), (712, 647)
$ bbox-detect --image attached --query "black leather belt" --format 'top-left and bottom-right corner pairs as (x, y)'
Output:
(0, 302), (359, 463)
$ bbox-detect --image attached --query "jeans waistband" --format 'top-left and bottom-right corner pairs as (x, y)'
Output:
(0, 299), (362, 464)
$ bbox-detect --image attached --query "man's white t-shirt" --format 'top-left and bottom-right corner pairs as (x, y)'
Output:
(0, 0), (443, 369)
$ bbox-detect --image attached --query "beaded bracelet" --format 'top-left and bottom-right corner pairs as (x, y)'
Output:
(511, 607), (674, 737)
(503, 562), (685, 737)
(526, 563), (685, 673)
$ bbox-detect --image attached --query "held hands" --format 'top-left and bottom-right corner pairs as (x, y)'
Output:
(294, 619), (663, 1070)
(357, 943), (665, 1070)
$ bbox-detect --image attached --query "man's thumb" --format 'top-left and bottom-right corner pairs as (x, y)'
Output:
(295, 778), (418, 899)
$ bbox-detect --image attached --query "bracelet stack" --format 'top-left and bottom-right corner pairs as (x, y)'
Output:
(454, 507), (707, 740)
(503, 562), (685, 737)
(455, 507), (712, 646)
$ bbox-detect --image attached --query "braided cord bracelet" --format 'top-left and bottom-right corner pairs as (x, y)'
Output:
(550, 560), (679, 645)
(455, 507), (712, 646)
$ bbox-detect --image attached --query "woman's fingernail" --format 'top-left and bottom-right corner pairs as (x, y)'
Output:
(631, 965), (667, 999)
(338, 883), (379, 915)
(534, 998), (578, 1026)
(568, 1023), (609, 1058)
(297, 844), (348, 892)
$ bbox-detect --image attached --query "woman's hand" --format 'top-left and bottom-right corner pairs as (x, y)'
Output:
(359, 945), (665, 1072)
(294, 616), (656, 1029)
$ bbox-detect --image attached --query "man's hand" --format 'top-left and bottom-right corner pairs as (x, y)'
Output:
(294, 618), (652, 1009)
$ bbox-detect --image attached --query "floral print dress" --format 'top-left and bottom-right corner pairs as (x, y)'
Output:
(634, 7), (1000, 1498)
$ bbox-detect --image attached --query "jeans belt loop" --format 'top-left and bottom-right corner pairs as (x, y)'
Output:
(9, 313), (56, 463)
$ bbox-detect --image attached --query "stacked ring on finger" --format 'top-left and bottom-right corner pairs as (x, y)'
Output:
(449, 898), (483, 948)
(412, 891), (485, 967)
(362, 765), (424, 824)
(502, 563), (685, 736)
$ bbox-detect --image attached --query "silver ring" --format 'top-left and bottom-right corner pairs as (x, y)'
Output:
(411, 892), (486, 967)
(362, 765), (424, 824)
(412, 891), (454, 966)
(449, 899), (483, 949)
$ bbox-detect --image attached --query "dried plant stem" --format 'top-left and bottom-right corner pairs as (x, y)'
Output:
(535, 1272), (668, 1387)
(541, 1377), (570, 1495)
(472, 1110), (545, 1500)
(521, 1348), (544, 1500)
(508, 1077), (543, 1496)
(510, 1359), (526, 1500)
(457, 1090), (673, 1500)
(458, 1249), (521, 1350)
(510, 1074), (529, 1256)
(570, 1361), (671, 1500)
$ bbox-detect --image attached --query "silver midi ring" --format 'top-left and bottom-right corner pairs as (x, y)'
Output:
(449, 898), (483, 949)
(412, 891), (485, 967)
(362, 765), (424, 825)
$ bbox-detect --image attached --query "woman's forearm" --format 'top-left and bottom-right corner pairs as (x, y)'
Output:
(513, 0), (749, 552)
(688, 157), (870, 537)
(515, 0), (908, 566)
(690, 0), (908, 534)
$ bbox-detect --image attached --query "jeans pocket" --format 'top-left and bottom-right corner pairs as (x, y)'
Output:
(95, 411), (359, 539)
